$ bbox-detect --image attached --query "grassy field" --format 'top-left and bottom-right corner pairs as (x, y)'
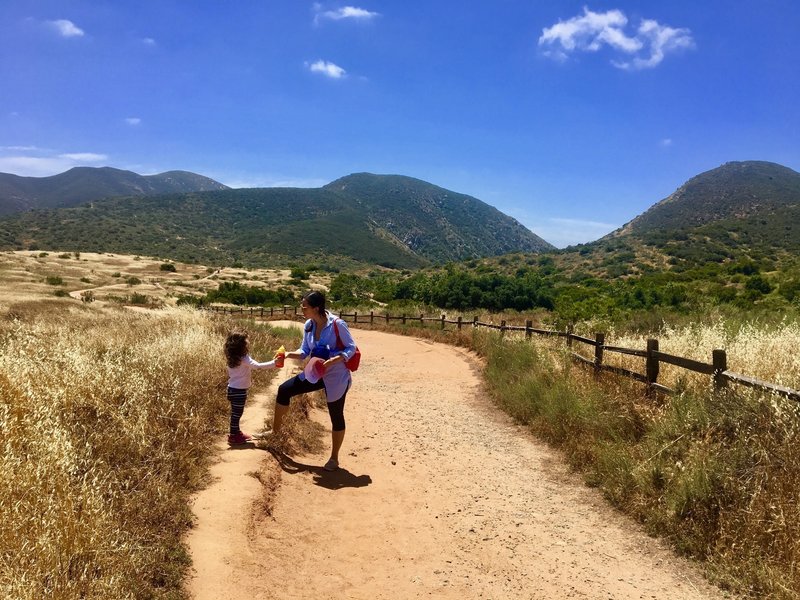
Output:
(0, 252), (314, 599)
(0, 250), (333, 309)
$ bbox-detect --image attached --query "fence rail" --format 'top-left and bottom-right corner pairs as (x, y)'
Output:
(204, 304), (800, 403)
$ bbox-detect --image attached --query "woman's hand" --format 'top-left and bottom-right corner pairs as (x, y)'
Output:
(323, 355), (344, 370)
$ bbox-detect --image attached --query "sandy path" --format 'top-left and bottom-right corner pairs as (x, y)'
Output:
(186, 324), (729, 599)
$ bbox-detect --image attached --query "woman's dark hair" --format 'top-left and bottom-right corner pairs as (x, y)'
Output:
(224, 331), (248, 368)
(303, 290), (326, 318)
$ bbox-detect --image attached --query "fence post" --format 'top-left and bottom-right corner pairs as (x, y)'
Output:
(567, 323), (574, 348)
(525, 320), (532, 339)
(370, 310), (374, 324)
(473, 316), (478, 328)
(354, 312), (358, 324)
(646, 339), (660, 396)
(283, 305), (287, 315)
(594, 332), (605, 371)
(385, 312), (389, 324)
(457, 316), (463, 330)
(420, 313), (424, 325)
(260, 307), (264, 318)
(500, 320), (506, 338)
(294, 305), (298, 316)
(402, 313), (406, 325)
(441, 314), (446, 330)
(270, 306), (274, 317)
(250, 307), (254, 317)
(713, 349), (728, 392)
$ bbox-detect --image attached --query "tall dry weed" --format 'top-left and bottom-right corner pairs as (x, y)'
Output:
(0, 305), (231, 599)
(602, 319), (800, 393)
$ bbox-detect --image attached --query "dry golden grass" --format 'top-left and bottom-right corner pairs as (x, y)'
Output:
(0, 250), (332, 310)
(600, 319), (800, 394)
(0, 300), (298, 599)
(0, 304), (221, 598)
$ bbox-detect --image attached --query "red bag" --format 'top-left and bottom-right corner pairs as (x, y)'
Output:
(333, 319), (361, 372)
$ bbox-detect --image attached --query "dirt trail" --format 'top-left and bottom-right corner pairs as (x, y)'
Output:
(186, 323), (729, 599)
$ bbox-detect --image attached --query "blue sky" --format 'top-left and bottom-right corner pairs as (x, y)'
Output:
(1, 1), (798, 247)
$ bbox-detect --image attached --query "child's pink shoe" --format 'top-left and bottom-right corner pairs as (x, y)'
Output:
(227, 432), (253, 445)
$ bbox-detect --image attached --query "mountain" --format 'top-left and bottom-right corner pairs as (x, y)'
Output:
(0, 167), (229, 215)
(614, 161), (800, 236)
(0, 173), (553, 268)
(323, 173), (553, 259)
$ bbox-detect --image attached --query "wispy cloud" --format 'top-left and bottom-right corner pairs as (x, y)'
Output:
(142, 37), (156, 46)
(221, 175), (328, 189)
(59, 152), (107, 162)
(0, 151), (108, 177)
(531, 217), (619, 248)
(313, 4), (380, 24)
(45, 19), (85, 38)
(508, 211), (620, 248)
(306, 59), (347, 79)
(0, 145), (46, 152)
(125, 117), (142, 126)
(539, 7), (693, 70)
(660, 138), (673, 147)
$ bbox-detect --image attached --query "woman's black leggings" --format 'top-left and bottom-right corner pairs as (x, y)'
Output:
(276, 375), (348, 431)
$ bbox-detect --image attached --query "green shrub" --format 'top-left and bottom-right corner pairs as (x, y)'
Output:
(129, 292), (149, 305)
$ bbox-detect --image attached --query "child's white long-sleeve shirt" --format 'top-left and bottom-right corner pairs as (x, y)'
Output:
(227, 355), (276, 389)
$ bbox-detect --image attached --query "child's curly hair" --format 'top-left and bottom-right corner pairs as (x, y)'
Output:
(224, 331), (249, 368)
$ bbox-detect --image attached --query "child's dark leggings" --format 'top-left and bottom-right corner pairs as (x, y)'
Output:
(227, 386), (248, 434)
(276, 375), (348, 431)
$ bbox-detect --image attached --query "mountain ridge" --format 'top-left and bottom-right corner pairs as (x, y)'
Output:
(0, 166), (229, 215)
(0, 172), (553, 267)
(611, 160), (800, 237)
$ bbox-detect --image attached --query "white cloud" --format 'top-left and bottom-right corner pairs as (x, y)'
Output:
(59, 152), (107, 162)
(307, 59), (347, 79)
(539, 8), (693, 70)
(125, 117), (142, 126)
(45, 19), (85, 38)
(660, 138), (673, 147)
(221, 175), (328, 189)
(1, 145), (44, 152)
(0, 151), (109, 177)
(142, 37), (156, 46)
(528, 217), (619, 248)
(499, 200), (619, 247)
(314, 5), (380, 24)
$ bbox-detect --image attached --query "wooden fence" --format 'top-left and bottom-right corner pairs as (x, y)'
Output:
(204, 304), (800, 403)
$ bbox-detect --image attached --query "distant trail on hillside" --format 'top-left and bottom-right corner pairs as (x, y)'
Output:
(185, 324), (729, 599)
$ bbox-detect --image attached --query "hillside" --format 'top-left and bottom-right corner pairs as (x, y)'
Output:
(0, 174), (552, 268)
(613, 161), (800, 236)
(358, 160), (800, 319)
(0, 166), (229, 215)
(324, 173), (553, 259)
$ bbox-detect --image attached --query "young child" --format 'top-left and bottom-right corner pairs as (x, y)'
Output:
(224, 331), (283, 445)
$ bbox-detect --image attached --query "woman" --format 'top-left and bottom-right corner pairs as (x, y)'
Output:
(271, 290), (357, 471)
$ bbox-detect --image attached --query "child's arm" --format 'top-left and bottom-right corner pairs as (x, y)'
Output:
(245, 355), (277, 369)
